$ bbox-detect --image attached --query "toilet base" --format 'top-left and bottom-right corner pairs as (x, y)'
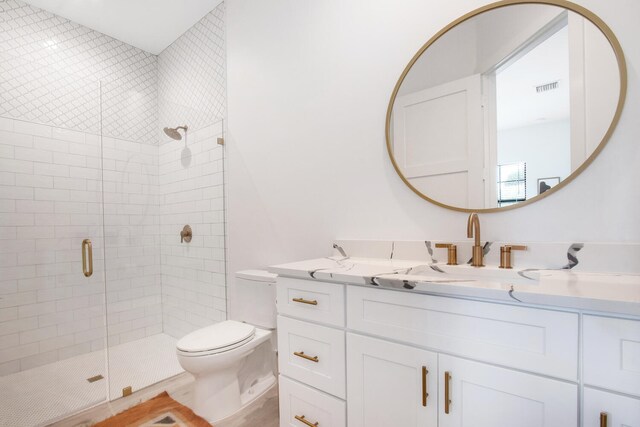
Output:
(176, 327), (276, 424)
(198, 373), (276, 424)
(192, 361), (243, 422)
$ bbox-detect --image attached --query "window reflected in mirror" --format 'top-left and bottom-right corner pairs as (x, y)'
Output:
(497, 162), (526, 207)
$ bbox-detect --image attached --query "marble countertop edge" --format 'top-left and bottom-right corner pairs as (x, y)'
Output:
(268, 257), (640, 317)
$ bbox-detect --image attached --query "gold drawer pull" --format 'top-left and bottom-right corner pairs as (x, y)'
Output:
(444, 371), (452, 414)
(421, 366), (429, 407)
(600, 412), (608, 427)
(292, 297), (318, 305)
(294, 351), (319, 363)
(295, 414), (319, 427)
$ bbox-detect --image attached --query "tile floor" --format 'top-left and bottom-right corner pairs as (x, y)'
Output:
(105, 334), (183, 399)
(0, 334), (183, 427)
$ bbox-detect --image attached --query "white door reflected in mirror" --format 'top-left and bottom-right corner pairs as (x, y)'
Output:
(387, 2), (625, 211)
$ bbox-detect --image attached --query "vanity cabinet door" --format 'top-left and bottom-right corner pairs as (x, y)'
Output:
(583, 387), (640, 427)
(438, 355), (577, 427)
(584, 315), (640, 397)
(347, 333), (438, 427)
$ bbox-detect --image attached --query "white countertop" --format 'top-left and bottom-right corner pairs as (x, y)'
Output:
(269, 257), (640, 316)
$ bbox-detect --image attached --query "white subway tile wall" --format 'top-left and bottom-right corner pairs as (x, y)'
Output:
(0, 118), (162, 375)
(157, 3), (227, 339)
(102, 136), (162, 347)
(159, 123), (226, 339)
(0, 118), (107, 375)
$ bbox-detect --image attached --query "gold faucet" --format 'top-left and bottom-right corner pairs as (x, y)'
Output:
(467, 213), (484, 267)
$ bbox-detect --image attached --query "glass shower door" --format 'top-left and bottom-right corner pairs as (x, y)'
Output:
(0, 52), (108, 426)
(100, 79), (184, 400)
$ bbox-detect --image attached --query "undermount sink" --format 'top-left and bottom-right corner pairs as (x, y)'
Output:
(410, 263), (541, 284)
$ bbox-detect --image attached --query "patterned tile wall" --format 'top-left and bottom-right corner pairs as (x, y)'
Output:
(158, 4), (226, 133)
(0, 0), (158, 143)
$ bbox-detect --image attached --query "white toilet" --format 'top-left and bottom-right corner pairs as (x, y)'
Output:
(176, 270), (277, 423)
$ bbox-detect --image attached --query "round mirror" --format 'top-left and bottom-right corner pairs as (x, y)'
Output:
(386, 0), (626, 212)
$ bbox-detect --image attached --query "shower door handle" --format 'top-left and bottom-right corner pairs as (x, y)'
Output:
(82, 239), (93, 277)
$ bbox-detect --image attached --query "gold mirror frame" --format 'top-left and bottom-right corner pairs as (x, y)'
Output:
(385, 0), (627, 213)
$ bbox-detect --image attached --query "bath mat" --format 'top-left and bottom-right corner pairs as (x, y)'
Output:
(94, 391), (212, 427)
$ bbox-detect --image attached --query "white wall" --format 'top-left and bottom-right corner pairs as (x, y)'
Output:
(583, 15), (620, 155)
(498, 120), (571, 199)
(226, 0), (640, 319)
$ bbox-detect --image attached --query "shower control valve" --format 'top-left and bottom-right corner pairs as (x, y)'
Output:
(180, 225), (192, 243)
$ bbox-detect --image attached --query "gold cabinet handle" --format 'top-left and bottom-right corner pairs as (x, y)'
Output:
(294, 415), (319, 427)
(444, 371), (451, 414)
(293, 351), (319, 363)
(435, 243), (458, 265)
(82, 239), (93, 277)
(292, 297), (318, 305)
(600, 412), (608, 427)
(421, 366), (429, 407)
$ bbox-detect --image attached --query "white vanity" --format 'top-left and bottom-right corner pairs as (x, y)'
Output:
(270, 253), (640, 427)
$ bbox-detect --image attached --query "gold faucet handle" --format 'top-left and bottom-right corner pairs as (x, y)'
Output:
(499, 245), (527, 269)
(435, 243), (458, 265)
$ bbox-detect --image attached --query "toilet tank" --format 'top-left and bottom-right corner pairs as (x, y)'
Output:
(235, 270), (277, 329)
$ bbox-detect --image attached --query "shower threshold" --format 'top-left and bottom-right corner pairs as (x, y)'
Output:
(0, 333), (183, 427)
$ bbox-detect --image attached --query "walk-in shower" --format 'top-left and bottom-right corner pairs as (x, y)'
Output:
(0, 34), (226, 427)
(0, 1), (227, 424)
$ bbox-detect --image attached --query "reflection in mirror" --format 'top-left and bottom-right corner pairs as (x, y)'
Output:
(388, 3), (623, 211)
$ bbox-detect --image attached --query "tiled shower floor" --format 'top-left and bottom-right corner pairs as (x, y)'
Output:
(0, 333), (183, 427)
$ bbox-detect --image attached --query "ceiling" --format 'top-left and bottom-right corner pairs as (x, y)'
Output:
(21, 0), (224, 55)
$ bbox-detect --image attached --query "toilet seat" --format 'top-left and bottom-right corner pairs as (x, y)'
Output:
(177, 320), (256, 357)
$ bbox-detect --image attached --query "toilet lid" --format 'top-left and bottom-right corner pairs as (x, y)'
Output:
(176, 320), (256, 353)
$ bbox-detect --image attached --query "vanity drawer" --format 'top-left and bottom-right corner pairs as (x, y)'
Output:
(277, 277), (345, 327)
(347, 286), (579, 380)
(278, 375), (346, 427)
(278, 315), (346, 398)
(584, 315), (640, 396)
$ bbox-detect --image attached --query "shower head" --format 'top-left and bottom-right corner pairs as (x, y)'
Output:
(163, 125), (188, 140)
